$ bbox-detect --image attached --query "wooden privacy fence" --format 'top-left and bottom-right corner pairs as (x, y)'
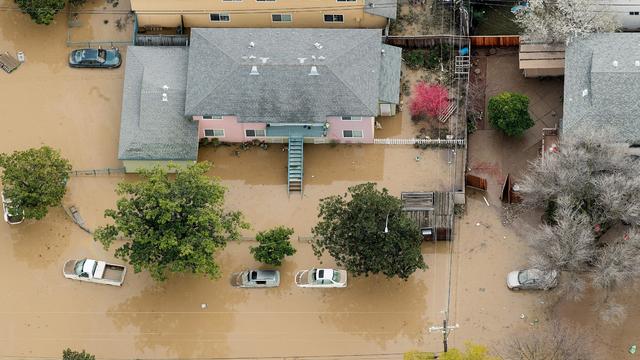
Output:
(465, 174), (488, 191)
(385, 35), (470, 49)
(470, 35), (520, 47)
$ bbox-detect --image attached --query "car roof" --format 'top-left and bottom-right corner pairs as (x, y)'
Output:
(251, 270), (278, 281)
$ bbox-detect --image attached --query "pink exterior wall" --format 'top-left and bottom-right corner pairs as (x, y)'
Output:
(326, 116), (375, 144)
(194, 116), (266, 143)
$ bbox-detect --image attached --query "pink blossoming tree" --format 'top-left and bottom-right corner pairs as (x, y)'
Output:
(409, 82), (449, 118)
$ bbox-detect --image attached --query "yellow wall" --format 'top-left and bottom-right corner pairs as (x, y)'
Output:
(131, 0), (388, 28)
(123, 160), (195, 173)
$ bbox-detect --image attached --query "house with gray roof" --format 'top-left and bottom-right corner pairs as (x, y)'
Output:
(118, 28), (401, 192)
(563, 33), (640, 145)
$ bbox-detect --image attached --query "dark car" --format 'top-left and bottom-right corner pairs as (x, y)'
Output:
(69, 48), (121, 68)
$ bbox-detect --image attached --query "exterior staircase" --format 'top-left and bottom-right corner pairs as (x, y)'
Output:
(287, 136), (304, 194)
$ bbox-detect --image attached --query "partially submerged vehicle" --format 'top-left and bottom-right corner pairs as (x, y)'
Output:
(63, 258), (127, 286)
(69, 47), (121, 68)
(295, 268), (347, 288)
(2, 192), (24, 225)
(507, 268), (558, 290)
(231, 269), (280, 288)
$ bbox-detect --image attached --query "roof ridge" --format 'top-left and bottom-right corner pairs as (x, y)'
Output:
(326, 32), (380, 114)
(186, 31), (241, 115)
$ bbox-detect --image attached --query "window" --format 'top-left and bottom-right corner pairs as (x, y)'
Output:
(343, 130), (363, 138)
(341, 116), (362, 121)
(204, 129), (225, 137)
(202, 115), (223, 120)
(630, 11), (640, 15)
(272, 13), (292, 22)
(257, 0), (276, 2)
(337, 0), (356, 2)
(324, 14), (344, 22)
(245, 129), (266, 137)
(210, 13), (230, 22)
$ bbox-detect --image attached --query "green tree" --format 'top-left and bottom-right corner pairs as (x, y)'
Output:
(250, 226), (296, 266)
(0, 146), (71, 220)
(488, 92), (534, 137)
(15, 0), (66, 25)
(94, 162), (248, 281)
(312, 183), (426, 280)
(62, 348), (95, 360)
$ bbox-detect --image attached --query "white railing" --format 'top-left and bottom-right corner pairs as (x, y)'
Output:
(373, 138), (465, 146)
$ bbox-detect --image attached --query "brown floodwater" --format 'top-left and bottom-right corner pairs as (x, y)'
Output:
(0, 3), (547, 359)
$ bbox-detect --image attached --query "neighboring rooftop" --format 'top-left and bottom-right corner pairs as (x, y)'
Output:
(185, 28), (394, 123)
(379, 44), (401, 104)
(563, 33), (640, 143)
(365, 0), (398, 20)
(118, 46), (198, 161)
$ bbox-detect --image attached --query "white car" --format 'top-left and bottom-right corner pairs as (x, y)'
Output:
(295, 268), (347, 288)
(507, 269), (558, 290)
(63, 258), (127, 286)
(2, 192), (24, 225)
(231, 269), (280, 288)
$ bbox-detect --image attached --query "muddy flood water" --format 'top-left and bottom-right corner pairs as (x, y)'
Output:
(0, 3), (557, 359)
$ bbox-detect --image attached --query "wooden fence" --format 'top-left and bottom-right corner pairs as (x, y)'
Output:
(465, 174), (488, 191)
(469, 35), (520, 47)
(385, 35), (470, 49)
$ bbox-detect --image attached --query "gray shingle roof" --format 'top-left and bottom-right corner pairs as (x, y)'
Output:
(379, 44), (401, 104)
(364, 0), (398, 20)
(118, 46), (198, 161)
(185, 28), (392, 123)
(563, 33), (640, 143)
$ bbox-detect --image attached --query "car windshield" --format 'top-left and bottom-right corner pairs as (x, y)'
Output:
(332, 271), (341, 282)
(74, 260), (85, 275)
(97, 49), (107, 63)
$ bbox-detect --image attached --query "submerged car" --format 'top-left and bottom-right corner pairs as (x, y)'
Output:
(295, 268), (347, 288)
(507, 269), (558, 290)
(231, 269), (280, 288)
(69, 47), (121, 68)
(2, 192), (24, 225)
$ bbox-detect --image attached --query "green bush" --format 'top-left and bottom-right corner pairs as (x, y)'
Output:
(15, 0), (66, 25)
(250, 226), (296, 266)
(403, 49), (426, 69)
(426, 44), (453, 70)
(63, 349), (95, 360)
(488, 92), (534, 137)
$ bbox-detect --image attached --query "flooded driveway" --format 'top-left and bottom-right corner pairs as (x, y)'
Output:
(0, 4), (542, 359)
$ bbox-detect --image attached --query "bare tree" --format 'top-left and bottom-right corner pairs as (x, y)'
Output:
(519, 136), (640, 320)
(501, 321), (596, 360)
(514, 0), (619, 44)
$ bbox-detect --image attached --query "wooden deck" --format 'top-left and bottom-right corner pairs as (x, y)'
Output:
(519, 42), (565, 78)
(0, 52), (20, 73)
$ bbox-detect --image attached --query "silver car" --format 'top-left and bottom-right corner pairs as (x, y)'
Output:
(507, 269), (558, 290)
(232, 270), (280, 288)
(2, 192), (24, 225)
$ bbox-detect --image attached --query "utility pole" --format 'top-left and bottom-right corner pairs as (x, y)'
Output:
(429, 315), (459, 353)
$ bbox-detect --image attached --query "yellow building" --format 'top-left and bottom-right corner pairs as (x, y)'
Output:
(130, 0), (397, 29)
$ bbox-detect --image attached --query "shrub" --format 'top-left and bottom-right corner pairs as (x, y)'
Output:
(488, 92), (534, 137)
(403, 49), (426, 70)
(250, 226), (296, 266)
(409, 82), (449, 118)
(62, 349), (95, 360)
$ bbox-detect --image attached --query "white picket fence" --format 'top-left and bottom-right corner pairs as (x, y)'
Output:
(373, 138), (465, 146)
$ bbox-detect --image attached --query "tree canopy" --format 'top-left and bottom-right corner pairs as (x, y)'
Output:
(15, 0), (66, 25)
(488, 92), (534, 137)
(312, 183), (426, 280)
(0, 146), (71, 220)
(521, 136), (640, 322)
(95, 162), (248, 281)
(250, 226), (296, 266)
(514, 0), (619, 44)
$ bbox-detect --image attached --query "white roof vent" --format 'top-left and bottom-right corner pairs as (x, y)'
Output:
(298, 57), (307, 64)
(381, 48), (385, 55)
(613, 60), (619, 67)
(250, 66), (259, 75)
(582, 89), (588, 97)
(311, 55), (317, 60)
(309, 66), (319, 76)
(635, 60), (640, 67)
(249, 55), (256, 60)
(162, 93), (168, 102)
(318, 55), (326, 60)
(314, 42), (323, 50)
(249, 41), (255, 48)
(162, 85), (169, 91)
(368, 2), (375, 7)
(259, 57), (269, 64)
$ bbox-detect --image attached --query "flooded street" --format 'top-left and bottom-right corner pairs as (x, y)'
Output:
(0, 4), (544, 359)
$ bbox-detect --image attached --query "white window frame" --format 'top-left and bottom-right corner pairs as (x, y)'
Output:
(204, 129), (225, 138)
(323, 14), (344, 23)
(341, 116), (362, 121)
(209, 13), (231, 22)
(245, 129), (266, 137)
(202, 115), (223, 120)
(271, 13), (292, 22)
(337, 0), (356, 2)
(342, 130), (363, 138)
(257, 0), (276, 2)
